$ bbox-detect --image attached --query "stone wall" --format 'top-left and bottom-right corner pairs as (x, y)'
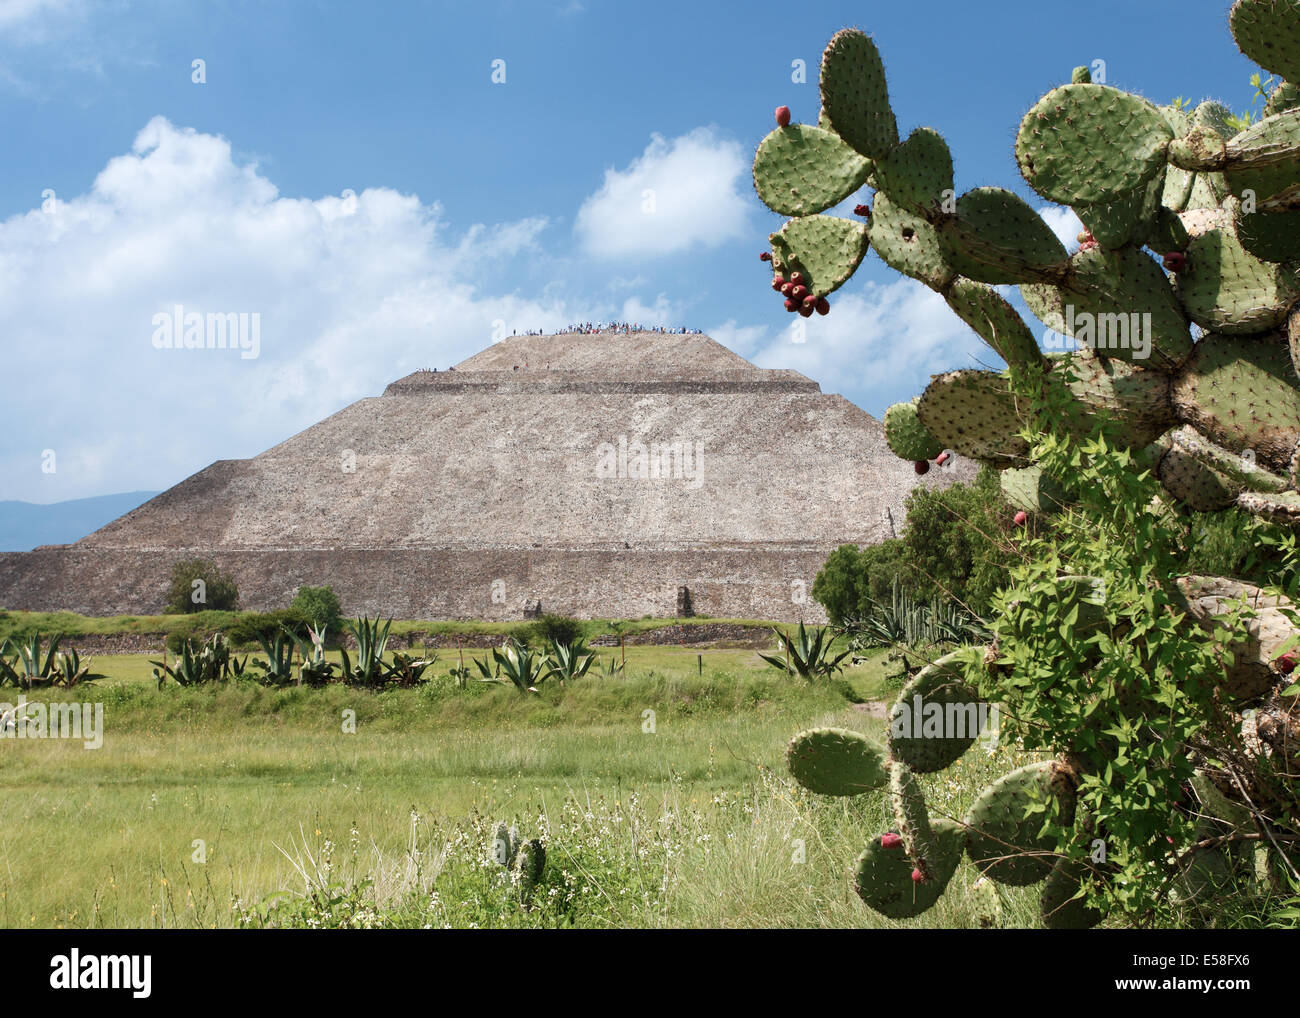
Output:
(0, 545), (834, 622)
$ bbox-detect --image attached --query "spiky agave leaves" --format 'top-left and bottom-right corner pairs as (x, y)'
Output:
(759, 620), (852, 682)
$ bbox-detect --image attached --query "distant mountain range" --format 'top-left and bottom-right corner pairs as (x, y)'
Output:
(0, 492), (159, 552)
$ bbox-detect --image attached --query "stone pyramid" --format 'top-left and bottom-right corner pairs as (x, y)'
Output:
(0, 330), (974, 620)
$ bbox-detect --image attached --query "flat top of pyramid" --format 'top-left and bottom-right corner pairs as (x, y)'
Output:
(454, 329), (762, 376)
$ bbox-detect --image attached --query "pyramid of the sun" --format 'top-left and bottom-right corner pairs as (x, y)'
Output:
(0, 331), (974, 620)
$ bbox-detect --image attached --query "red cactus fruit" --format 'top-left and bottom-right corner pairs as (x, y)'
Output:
(771, 276), (786, 291)
(1277, 652), (1297, 675)
(914, 460), (930, 475)
(791, 285), (808, 301)
(802, 294), (817, 308)
(935, 451), (950, 467)
(814, 297), (830, 315)
(759, 251), (772, 262)
(1013, 510), (1028, 526)
(880, 833), (902, 849)
(911, 868), (925, 883)
(784, 298), (798, 312)
(797, 303), (814, 318)
(775, 106), (791, 127)
(853, 203), (870, 217)
(1163, 251), (1187, 272)
(789, 272), (805, 286)
(781, 282), (795, 297)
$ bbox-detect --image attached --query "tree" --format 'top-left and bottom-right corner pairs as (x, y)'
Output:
(811, 469), (1015, 624)
(291, 585), (343, 634)
(165, 558), (238, 614)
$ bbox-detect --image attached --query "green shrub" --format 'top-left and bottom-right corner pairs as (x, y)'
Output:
(224, 609), (307, 648)
(505, 623), (537, 647)
(165, 558), (239, 614)
(290, 586), (343, 635)
(532, 614), (584, 646)
(1184, 508), (1298, 589)
(811, 543), (908, 625)
(812, 468), (1015, 625)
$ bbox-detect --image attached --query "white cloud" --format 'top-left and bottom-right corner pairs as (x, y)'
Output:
(711, 278), (995, 410)
(619, 293), (678, 326)
(574, 127), (751, 258)
(0, 116), (595, 502)
(1039, 205), (1083, 249)
(0, 0), (84, 40)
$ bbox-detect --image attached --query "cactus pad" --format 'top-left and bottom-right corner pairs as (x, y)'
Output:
(1174, 219), (1300, 335)
(884, 398), (942, 461)
(1063, 245), (1194, 368)
(1015, 84), (1174, 206)
(1234, 206), (1300, 264)
(1158, 445), (1242, 511)
(873, 126), (953, 217)
(1223, 107), (1300, 209)
(786, 727), (888, 796)
(769, 214), (870, 298)
(917, 369), (1031, 467)
(852, 819), (966, 920)
(967, 876), (1004, 928)
(944, 279), (1044, 369)
(1172, 331), (1300, 473)
(753, 123), (873, 217)
(819, 29), (898, 160)
(936, 187), (1069, 284)
(1001, 465), (1069, 513)
(888, 649), (985, 772)
(1171, 425), (1291, 493)
(1231, 0), (1300, 95)
(1040, 858), (1105, 929)
(1076, 169), (1166, 250)
(965, 760), (1075, 886)
(866, 191), (957, 290)
(1265, 79), (1300, 118)
(1237, 487), (1300, 523)
(889, 760), (937, 870)
(1059, 351), (1178, 450)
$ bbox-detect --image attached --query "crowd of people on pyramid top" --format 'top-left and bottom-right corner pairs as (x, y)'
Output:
(513, 323), (702, 336)
(419, 322), (703, 372)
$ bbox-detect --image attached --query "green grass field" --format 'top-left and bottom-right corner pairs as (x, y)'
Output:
(0, 627), (1060, 929)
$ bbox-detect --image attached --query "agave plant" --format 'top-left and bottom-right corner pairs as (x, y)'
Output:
(482, 639), (549, 693)
(338, 616), (393, 687)
(759, 621), (852, 682)
(151, 634), (235, 688)
(49, 647), (103, 687)
(0, 633), (62, 689)
(544, 638), (597, 686)
(471, 653), (499, 682)
(386, 650), (436, 687)
(252, 629), (299, 686)
(293, 624), (335, 686)
(844, 579), (989, 651)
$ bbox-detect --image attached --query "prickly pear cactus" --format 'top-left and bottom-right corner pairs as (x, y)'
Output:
(488, 823), (546, 905)
(785, 570), (1300, 926)
(753, 1), (1300, 525)
(785, 715), (1094, 926)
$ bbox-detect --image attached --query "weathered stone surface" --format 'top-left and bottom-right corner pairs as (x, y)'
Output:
(0, 331), (974, 620)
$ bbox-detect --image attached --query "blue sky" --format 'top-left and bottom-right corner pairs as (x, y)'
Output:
(0, 0), (1266, 502)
